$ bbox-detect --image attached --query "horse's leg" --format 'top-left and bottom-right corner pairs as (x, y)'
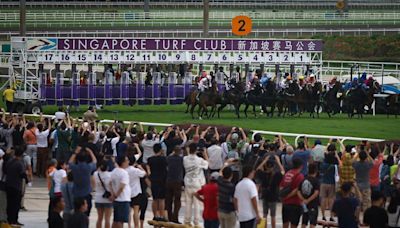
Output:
(190, 103), (196, 119)
(244, 103), (249, 118)
(253, 105), (257, 117)
(235, 104), (241, 119)
(218, 103), (226, 119)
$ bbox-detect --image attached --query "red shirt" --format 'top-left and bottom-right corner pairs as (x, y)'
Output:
(370, 154), (383, 187)
(197, 183), (218, 220)
(279, 169), (304, 205)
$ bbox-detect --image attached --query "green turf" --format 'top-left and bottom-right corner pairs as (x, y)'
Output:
(41, 104), (399, 141)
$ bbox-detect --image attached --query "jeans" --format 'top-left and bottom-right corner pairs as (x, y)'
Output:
(204, 219), (220, 228)
(218, 211), (236, 228)
(165, 181), (182, 223)
(26, 144), (37, 174)
(184, 187), (200, 225)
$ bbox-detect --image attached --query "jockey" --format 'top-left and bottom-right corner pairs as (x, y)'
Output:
(298, 75), (306, 90)
(307, 74), (316, 87)
(246, 75), (259, 92)
(198, 71), (211, 92)
(363, 75), (374, 90)
(325, 77), (337, 92)
(279, 74), (290, 91)
(260, 74), (271, 88)
(225, 71), (240, 91)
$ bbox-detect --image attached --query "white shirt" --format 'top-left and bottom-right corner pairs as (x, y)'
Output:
(51, 169), (67, 193)
(234, 178), (258, 222)
(93, 171), (112, 204)
(50, 130), (58, 150)
(140, 138), (159, 163)
(183, 154), (208, 190)
(35, 129), (50, 148)
(104, 137), (120, 157)
(126, 166), (146, 198)
(55, 111), (66, 120)
(207, 144), (224, 170)
(110, 167), (131, 202)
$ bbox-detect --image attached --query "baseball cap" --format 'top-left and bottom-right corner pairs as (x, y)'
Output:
(314, 139), (322, 145)
(210, 172), (220, 181)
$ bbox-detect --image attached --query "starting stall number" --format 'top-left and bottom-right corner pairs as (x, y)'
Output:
(36, 51), (313, 64)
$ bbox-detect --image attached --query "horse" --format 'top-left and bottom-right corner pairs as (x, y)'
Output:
(277, 82), (308, 117)
(386, 94), (400, 118)
(184, 89), (198, 115)
(323, 81), (344, 118)
(195, 81), (220, 119)
(365, 79), (382, 112)
(217, 81), (246, 118)
(243, 84), (264, 118)
(305, 82), (323, 118)
(344, 86), (367, 118)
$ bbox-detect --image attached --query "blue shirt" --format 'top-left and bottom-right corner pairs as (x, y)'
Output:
(69, 162), (96, 197)
(293, 150), (311, 176)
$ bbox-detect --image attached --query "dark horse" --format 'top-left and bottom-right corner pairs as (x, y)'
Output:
(304, 82), (323, 118)
(323, 81), (344, 118)
(243, 81), (278, 118)
(217, 81), (246, 118)
(277, 82), (308, 117)
(345, 79), (381, 118)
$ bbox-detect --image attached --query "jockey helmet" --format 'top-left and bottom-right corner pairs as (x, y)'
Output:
(309, 74), (315, 78)
(299, 75), (305, 80)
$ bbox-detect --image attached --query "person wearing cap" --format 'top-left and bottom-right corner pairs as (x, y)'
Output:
(311, 139), (325, 166)
(197, 71), (211, 100)
(195, 172), (219, 228)
(307, 74), (316, 87)
(83, 106), (98, 123)
(222, 127), (247, 158)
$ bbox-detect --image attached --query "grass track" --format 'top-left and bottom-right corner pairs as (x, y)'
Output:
(41, 104), (400, 141)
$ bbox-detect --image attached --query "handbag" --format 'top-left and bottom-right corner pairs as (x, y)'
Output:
(98, 172), (111, 199)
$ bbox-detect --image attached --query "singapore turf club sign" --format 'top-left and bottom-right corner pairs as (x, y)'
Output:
(27, 38), (322, 52)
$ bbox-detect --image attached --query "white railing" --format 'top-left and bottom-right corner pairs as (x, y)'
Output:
(1, 28), (400, 38)
(2, 11), (400, 21)
(17, 113), (385, 143)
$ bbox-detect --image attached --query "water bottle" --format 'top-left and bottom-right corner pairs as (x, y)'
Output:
(302, 204), (308, 213)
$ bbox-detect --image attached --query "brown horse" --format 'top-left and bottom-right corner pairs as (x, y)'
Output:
(196, 81), (220, 119)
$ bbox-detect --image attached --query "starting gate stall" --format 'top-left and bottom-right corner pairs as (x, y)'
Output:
(9, 37), (323, 113)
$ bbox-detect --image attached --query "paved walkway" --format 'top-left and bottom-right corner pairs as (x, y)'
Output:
(20, 178), (291, 228)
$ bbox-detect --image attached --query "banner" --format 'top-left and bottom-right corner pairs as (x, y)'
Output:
(27, 38), (323, 52)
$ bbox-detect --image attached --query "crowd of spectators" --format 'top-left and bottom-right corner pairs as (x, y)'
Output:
(0, 107), (398, 228)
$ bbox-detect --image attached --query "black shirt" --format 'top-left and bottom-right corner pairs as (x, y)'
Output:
(299, 176), (320, 208)
(5, 158), (25, 191)
(364, 206), (388, 228)
(48, 210), (63, 228)
(67, 211), (88, 228)
(164, 138), (183, 156)
(166, 154), (184, 182)
(332, 197), (359, 228)
(257, 171), (283, 202)
(148, 155), (167, 182)
(217, 177), (235, 213)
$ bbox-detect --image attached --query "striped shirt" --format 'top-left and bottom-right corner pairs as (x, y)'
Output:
(217, 177), (235, 213)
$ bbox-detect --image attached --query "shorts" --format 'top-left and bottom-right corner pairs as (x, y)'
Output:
(320, 183), (336, 198)
(130, 194), (142, 207)
(262, 201), (277, 217)
(151, 181), (166, 200)
(282, 204), (302, 226)
(302, 207), (318, 226)
(113, 201), (130, 223)
(95, 202), (113, 209)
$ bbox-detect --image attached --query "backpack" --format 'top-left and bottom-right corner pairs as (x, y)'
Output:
(300, 178), (314, 198)
(102, 138), (113, 156)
